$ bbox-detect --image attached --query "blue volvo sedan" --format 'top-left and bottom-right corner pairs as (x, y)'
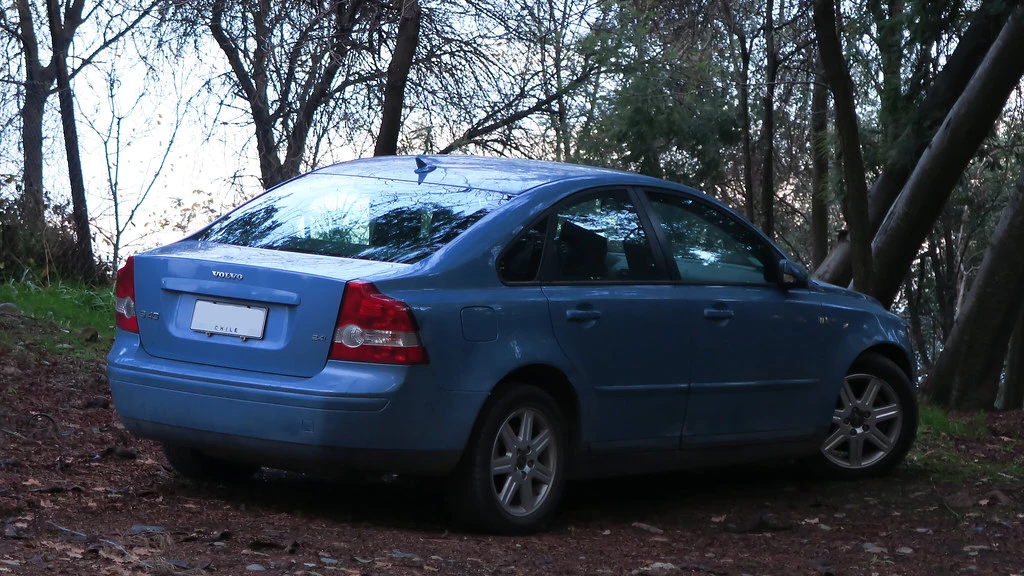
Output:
(108, 155), (917, 534)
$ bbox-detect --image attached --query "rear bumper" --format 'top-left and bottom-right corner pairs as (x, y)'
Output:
(107, 333), (487, 475)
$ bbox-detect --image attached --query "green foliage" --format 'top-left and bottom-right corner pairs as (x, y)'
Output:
(0, 197), (107, 284)
(918, 404), (989, 438)
(0, 279), (114, 341)
(573, 2), (738, 189)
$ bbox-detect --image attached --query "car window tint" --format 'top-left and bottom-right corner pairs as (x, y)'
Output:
(646, 191), (773, 285)
(551, 190), (663, 282)
(195, 174), (508, 263)
(499, 218), (548, 282)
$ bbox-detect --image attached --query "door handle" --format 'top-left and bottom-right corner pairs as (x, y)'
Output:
(703, 308), (734, 320)
(566, 309), (602, 322)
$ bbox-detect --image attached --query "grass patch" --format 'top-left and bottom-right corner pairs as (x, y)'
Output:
(0, 280), (115, 359)
(919, 404), (989, 439)
(904, 403), (1023, 483)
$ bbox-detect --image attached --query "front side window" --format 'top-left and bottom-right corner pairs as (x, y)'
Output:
(195, 174), (508, 263)
(550, 190), (664, 282)
(646, 191), (774, 285)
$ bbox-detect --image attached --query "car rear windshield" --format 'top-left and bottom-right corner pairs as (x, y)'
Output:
(194, 173), (509, 263)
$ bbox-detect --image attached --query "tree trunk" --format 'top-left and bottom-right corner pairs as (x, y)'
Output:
(813, 0), (872, 294)
(868, 0), (905, 147)
(16, 0), (55, 238)
(736, 29), (754, 222)
(1003, 306), (1024, 410)
(869, 4), (1024, 307)
(925, 170), (1024, 409)
(374, 0), (421, 157)
(812, 0), (1014, 287)
(47, 0), (94, 280)
(810, 56), (830, 270)
(209, 0), (363, 189)
(20, 82), (48, 237)
(758, 0), (777, 238)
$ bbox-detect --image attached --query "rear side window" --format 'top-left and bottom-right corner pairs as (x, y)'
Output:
(499, 218), (548, 282)
(550, 190), (664, 282)
(195, 174), (508, 263)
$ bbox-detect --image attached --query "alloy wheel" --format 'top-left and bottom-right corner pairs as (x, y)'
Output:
(489, 407), (558, 517)
(821, 373), (904, 469)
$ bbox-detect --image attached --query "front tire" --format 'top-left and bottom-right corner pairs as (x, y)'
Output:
(448, 385), (568, 534)
(162, 444), (260, 482)
(808, 353), (918, 478)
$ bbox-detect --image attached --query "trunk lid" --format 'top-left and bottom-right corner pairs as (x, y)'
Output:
(132, 241), (406, 377)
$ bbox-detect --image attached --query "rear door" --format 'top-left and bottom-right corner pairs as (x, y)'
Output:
(540, 188), (690, 453)
(638, 189), (828, 445)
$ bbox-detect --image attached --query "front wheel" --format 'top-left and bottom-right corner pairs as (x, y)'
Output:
(448, 385), (568, 534)
(808, 353), (918, 478)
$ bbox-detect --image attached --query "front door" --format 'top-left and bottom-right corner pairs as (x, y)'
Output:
(639, 189), (827, 445)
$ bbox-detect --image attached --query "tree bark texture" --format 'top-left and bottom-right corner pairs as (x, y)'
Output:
(868, 4), (1024, 308)
(925, 170), (1024, 409)
(374, 0), (420, 157)
(811, 0), (1015, 288)
(16, 0), (55, 237)
(47, 0), (94, 278)
(813, 0), (873, 294)
(810, 56), (830, 270)
(739, 41), (754, 222)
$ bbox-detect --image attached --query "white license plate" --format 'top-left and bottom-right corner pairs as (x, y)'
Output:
(190, 300), (267, 340)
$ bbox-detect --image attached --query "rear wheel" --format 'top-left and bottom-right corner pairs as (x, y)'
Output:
(162, 444), (260, 482)
(808, 353), (918, 478)
(448, 385), (568, 534)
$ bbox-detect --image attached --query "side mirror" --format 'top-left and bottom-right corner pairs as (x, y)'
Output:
(778, 259), (809, 289)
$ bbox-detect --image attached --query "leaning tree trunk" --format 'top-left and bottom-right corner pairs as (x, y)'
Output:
(812, 0), (1015, 287)
(868, 4), (1024, 308)
(813, 0), (872, 294)
(374, 0), (420, 157)
(48, 0), (95, 280)
(1004, 307), (1024, 410)
(925, 170), (1024, 409)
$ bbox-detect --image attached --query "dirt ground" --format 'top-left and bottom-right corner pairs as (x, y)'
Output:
(2, 312), (1023, 576)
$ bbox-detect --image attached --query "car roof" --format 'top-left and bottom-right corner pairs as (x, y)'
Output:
(314, 155), (668, 195)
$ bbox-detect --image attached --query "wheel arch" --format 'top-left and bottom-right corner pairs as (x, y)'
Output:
(856, 342), (915, 385)
(498, 364), (581, 446)
(464, 364), (583, 466)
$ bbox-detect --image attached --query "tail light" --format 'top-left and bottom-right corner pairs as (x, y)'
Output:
(330, 281), (427, 365)
(114, 256), (138, 333)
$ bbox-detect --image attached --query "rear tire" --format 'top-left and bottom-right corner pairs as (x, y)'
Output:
(448, 385), (568, 534)
(807, 353), (918, 479)
(162, 444), (260, 482)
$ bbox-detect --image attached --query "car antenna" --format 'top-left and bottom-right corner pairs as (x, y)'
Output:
(414, 156), (436, 184)
(414, 156), (436, 174)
